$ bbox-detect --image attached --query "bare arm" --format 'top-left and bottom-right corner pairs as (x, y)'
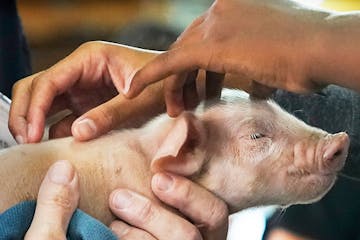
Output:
(309, 12), (360, 91)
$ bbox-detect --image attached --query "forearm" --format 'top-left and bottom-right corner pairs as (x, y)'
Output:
(310, 11), (360, 92)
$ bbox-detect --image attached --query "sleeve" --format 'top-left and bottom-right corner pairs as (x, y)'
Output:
(0, 0), (31, 98)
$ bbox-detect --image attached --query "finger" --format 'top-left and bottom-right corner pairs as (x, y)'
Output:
(205, 71), (224, 100)
(152, 173), (228, 239)
(183, 70), (200, 110)
(109, 189), (202, 240)
(26, 50), (89, 143)
(72, 83), (165, 141)
(47, 95), (69, 117)
(125, 44), (205, 98)
(249, 80), (276, 99)
(109, 220), (156, 240)
(49, 114), (77, 139)
(25, 160), (79, 240)
(163, 73), (186, 117)
(9, 72), (42, 144)
(71, 95), (126, 141)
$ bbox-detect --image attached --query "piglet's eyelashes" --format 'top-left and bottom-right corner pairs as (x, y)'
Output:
(250, 133), (265, 140)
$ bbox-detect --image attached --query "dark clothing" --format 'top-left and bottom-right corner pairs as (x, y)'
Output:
(0, 0), (31, 98)
(264, 86), (360, 240)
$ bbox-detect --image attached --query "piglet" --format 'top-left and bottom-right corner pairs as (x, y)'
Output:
(0, 89), (349, 225)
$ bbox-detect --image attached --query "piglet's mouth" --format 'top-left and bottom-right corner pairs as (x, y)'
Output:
(287, 168), (311, 177)
(287, 167), (340, 178)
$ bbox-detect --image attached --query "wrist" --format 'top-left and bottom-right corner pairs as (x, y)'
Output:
(300, 8), (334, 90)
(307, 11), (360, 91)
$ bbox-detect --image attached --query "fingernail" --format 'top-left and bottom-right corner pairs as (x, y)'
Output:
(123, 79), (131, 95)
(27, 123), (35, 141)
(113, 190), (134, 209)
(49, 160), (74, 185)
(123, 71), (136, 95)
(154, 173), (173, 191)
(73, 118), (97, 139)
(15, 135), (24, 144)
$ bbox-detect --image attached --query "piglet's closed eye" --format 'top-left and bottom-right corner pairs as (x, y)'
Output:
(151, 112), (207, 176)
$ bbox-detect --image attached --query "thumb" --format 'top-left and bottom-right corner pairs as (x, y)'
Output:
(72, 88), (164, 141)
(71, 95), (129, 141)
(25, 160), (79, 240)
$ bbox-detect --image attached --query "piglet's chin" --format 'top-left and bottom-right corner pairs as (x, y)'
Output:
(296, 175), (337, 205)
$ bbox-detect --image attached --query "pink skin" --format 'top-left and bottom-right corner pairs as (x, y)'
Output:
(0, 89), (349, 224)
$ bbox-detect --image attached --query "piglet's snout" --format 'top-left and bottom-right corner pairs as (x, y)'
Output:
(320, 132), (349, 174)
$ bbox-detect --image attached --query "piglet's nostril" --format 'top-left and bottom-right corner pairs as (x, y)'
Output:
(318, 132), (349, 174)
(323, 145), (344, 161)
(334, 150), (342, 157)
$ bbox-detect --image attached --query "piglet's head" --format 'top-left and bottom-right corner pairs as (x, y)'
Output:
(150, 91), (349, 214)
(196, 96), (349, 213)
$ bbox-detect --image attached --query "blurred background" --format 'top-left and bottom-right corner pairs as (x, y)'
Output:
(4, 0), (360, 239)
(18, 0), (211, 72)
(18, 0), (360, 73)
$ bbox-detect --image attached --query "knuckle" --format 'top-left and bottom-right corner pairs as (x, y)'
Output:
(7, 121), (17, 136)
(12, 80), (21, 93)
(95, 105), (117, 130)
(210, 0), (225, 15)
(204, 198), (228, 230)
(25, 228), (66, 240)
(159, 52), (172, 68)
(175, 180), (194, 209)
(109, 221), (131, 237)
(78, 41), (105, 55)
(46, 229), (67, 240)
(30, 76), (43, 94)
(183, 226), (202, 240)
(78, 41), (98, 50)
(52, 194), (72, 210)
(123, 229), (152, 240)
(135, 199), (156, 225)
(40, 191), (73, 212)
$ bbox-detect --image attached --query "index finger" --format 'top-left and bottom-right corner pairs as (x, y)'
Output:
(25, 54), (86, 142)
(151, 173), (229, 239)
(9, 72), (42, 143)
(125, 44), (205, 98)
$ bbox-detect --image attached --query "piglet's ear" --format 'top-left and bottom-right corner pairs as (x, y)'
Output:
(151, 112), (207, 176)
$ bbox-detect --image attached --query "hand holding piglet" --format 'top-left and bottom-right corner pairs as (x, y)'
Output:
(24, 161), (228, 240)
(125, 0), (360, 115)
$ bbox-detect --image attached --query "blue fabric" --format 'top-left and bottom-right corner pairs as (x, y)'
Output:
(0, 201), (117, 240)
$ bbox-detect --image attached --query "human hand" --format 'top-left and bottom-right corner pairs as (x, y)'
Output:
(124, 0), (331, 115)
(108, 173), (229, 240)
(24, 160), (79, 239)
(9, 41), (164, 143)
(22, 162), (228, 239)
